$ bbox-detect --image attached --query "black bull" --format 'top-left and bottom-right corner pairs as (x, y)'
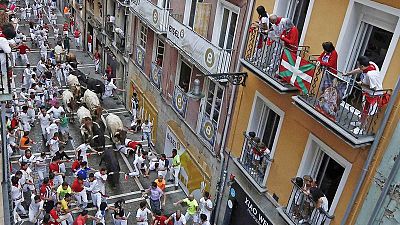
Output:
(91, 121), (106, 151)
(73, 70), (105, 98)
(99, 149), (121, 186)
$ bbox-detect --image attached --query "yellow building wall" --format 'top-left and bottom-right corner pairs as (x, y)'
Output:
(228, 69), (370, 224)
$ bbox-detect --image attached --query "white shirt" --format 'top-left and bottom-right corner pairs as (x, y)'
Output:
(47, 106), (64, 119)
(141, 122), (152, 133)
(54, 45), (63, 55)
(133, 154), (146, 169)
(0, 37), (11, 53)
(35, 156), (47, 170)
(29, 195), (44, 213)
(19, 155), (36, 166)
(199, 197), (213, 220)
(11, 184), (22, 200)
(38, 113), (51, 127)
(77, 143), (89, 157)
(104, 80), (117, 97)
(49, 138), (60, 153)
(94, 171), (107, 193)
(170, 213), (187, 225)
(86, 179), (101, 193)
(157, 159), (166, 171)
(46, 123), (59, 137)
(136, 207), (152, 225)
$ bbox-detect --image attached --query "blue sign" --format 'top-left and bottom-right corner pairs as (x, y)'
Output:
(172, 86), (187, 118)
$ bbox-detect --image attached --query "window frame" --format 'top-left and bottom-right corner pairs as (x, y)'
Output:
(211, 0), (240, 50)
(137, 21), (148, 50)
(243, 91), (285, 185)
(295, 134), (352, 217)
(175, 55), (193, 93)
(201, 78), (225, 128)
(152, 37), (165, 68)
(183, 0), (204, 28)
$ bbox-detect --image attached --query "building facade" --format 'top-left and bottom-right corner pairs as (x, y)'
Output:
(72, 0), (256, 205)
(224, 0), (400, 225)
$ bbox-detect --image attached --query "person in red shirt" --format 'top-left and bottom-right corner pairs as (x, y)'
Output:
(70, 17), (74, 31)
(49, 202), (67, 225)
(280, 18), (299, 52)
(73, 210), (99, 225)
(153, 211), (172, 225)
(17, 41), (30, 65)
(94, 49), (101, 73)
(317, 42), (338, 72)
(49, 156), (64, 188)
(40, 177), (54, 213)
(87, 34), (92, 53)
(73, 28), (81, 49)
(71, 177), (88, 208)
(71, 156), (83, 173)
(63, 22), (69, 36)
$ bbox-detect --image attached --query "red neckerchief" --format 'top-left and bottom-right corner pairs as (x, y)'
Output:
(362, 64), (377, 73)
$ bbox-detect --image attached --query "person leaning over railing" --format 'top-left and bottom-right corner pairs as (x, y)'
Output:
(344, 56), (384, 134)
(249, 5), (270, 62)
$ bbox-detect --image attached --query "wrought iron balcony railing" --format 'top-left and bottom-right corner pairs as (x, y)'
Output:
(284, 178), (334, 225)
(294, 67), (391, 144)
(238, 132), (272, 187)
(242, 28), (310, 91)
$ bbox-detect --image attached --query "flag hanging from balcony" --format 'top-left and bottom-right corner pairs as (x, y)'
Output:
(279, 49), (316, 94)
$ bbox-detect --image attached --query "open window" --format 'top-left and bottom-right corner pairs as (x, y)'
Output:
(176, 58), (192, 93)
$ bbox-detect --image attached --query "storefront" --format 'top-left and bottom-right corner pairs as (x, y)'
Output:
(223, 181), (273, 225)
(163, 121), (211, 199)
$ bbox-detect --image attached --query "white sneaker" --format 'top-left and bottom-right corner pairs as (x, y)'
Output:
(352, 127), (364, 134)
(350, 121), (361, 126)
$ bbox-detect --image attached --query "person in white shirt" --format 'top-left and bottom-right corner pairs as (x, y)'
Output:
(26, 4), (32, 18)
(29, 195), (44, 224)
(39, 42), (48, 61)
(20, 162), (35, 193)
(128, 151), (149, 178)
(35, 152), (48, 183)
(75, 140), (100, 163)
(19, 149), (36, 167)
(86, 173), (102, 209)
(54, 26), (59, 39)
(7, 127), (18, 157)
(23, 64), (33, 89)
(199, 214), (211, 225)
(94, 168), (107, 195)
(11, 176), (27, 217)
(141, 120), (153, 147)
(198, 191), (213, 223)
(165, 210), (187, 225)
(51, 11), (57, 25)
(46, 119), (60, 144)
(103, 78), (124, 98)
(136, 201), (153, 225)
(38, 108), (51, 141)
(47, 103), (65, 119)
(49, 132), (66, 156)
(20, 7), (27, 21)
(20, 105), (32, 131)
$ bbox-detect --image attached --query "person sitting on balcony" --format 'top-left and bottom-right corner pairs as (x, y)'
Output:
(344, 56), (383, 134)
(300, 187), (329, 224)
(280, 19), (298, 52)
(250, 5), (269, 61)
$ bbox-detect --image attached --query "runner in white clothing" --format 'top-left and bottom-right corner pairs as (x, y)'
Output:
(28, 195), (44, 224)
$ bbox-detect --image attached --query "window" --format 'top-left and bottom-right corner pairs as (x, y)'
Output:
(291, 135), (352, 218)
(218, 7), (238, 49)
(286, 0), (310, 40)
(154, 38), (165, 67)
(204, 79), (224, 125)
(177, 59), (192, 92)
(138, 22), (148, 49)
(157, 0), (170, 8)
(185, 0), (203, 28)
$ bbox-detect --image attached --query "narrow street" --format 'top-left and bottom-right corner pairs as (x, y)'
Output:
(10, 2), (187, 224)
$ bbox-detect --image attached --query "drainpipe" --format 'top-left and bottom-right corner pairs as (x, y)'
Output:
(213, 0), (255, 224)
(341, 75), (400, 225)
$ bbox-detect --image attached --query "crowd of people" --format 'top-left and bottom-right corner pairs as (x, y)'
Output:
(3, 0), (214, 224)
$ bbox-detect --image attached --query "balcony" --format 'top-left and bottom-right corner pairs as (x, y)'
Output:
(116, 0), (130, 7)
(105, 22), (115, 41)
(241, 28), (311, 92)
(292, 67), (391, 146)
(130, 0), (168, 34)
(236, 132), (272, 190)
(167, 14), (232, 75)
(278, 178), (334, 225)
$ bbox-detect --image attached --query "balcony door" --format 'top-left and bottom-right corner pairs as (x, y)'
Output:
(297, 135), (352, 216)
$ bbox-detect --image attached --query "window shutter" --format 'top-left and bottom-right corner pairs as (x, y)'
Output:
(193, 3), (212, 38)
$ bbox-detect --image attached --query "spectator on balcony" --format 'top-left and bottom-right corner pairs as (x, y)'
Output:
(317, 42), (338, 73)
(280, 19), (298, 52)
(302, 187), (329, 225)
(250, 5), (269, 61)
(344, 56), (383, 134)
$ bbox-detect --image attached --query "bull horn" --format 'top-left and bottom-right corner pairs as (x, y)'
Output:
(92, 135), (99, 140)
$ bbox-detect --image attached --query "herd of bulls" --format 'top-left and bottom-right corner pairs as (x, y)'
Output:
(62, 64), (128, 186)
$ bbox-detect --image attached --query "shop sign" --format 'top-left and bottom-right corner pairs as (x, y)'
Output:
(200, 116), (216, 147)
(172, 86), (187, 118)
(226, 181), (273, 225)
(150, 62), (162, 90)
(130, 0), (167, 32)
(167, 15), (223, 74)
(135, 45), (145, 70)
